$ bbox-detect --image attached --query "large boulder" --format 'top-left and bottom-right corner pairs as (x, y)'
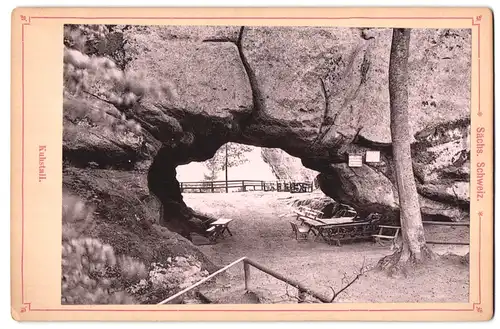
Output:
(315, 118), (470, 221)
(317, 163), (399, 218)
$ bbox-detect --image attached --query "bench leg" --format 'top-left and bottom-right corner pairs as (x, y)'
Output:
(317, 229), (329, 243)
(307, 227), (317, 236)
(225, 227), (233, 236)
(208, 232), (218, 243)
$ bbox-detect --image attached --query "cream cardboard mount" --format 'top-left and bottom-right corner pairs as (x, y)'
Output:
(10, 7), (494, 322)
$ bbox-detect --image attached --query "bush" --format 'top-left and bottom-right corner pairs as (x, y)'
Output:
(62, 192), (147, 304)
(63, 24), (175, 138)
(128, 256), (209, 304)
(62, 192), (211, 304)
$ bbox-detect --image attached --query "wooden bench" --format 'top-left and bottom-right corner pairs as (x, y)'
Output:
(372, 225), (400, 248)
(294, 206), (324, 223)
(289, 222), (311, 241)
(333, 207), (358, 219)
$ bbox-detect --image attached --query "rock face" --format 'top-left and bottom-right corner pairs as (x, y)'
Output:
(64, 25), (471, 237)
(62, 167), (217, 275)
(316, 118), (470, 221)
(261, 148), (319, 182)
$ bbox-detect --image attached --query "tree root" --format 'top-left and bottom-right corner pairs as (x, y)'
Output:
(377, 244), (436, 278)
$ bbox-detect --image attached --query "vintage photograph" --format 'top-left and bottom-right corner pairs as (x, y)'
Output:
(61, 24), (471, 305)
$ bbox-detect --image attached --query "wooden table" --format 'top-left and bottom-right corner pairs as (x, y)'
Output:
(302, 217), (355, 231)
(301, 219), (334, 240)
(207, 218), (234, 241)
(302, 217), (379, 246)
(313, 217), (355, 225)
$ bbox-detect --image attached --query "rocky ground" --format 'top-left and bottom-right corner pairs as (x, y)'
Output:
(185, 191), (469, 303)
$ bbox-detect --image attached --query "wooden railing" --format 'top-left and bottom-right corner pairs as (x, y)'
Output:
(179, 180), (314, 194)
(422, 220), (470, 245)
(157, 257), (330, 305)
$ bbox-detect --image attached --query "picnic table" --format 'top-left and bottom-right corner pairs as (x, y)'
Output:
(304, 217), (355, 226)
(290, 205), (386, 246)
(206, 218), (234, 242)
(301, 216), (380, 246)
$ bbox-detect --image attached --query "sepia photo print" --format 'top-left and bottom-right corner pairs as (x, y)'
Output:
(61, 23), (472, 305)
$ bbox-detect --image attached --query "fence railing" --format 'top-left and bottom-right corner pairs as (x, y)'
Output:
(179, 180), (314, 194)
(422, 220), (470, 245)
(157, 257), (330, 305)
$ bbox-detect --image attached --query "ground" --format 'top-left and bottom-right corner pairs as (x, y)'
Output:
(184, 191), (470, 303)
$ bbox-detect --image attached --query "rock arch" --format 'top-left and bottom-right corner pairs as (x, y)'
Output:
(64, 25), (472, 238)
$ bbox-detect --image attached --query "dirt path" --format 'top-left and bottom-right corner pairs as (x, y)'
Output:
(184, 192), (470, 303)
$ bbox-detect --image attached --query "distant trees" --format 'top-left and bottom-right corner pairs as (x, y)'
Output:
(379, 28), (434, 274)
(204, 142), (253, 192)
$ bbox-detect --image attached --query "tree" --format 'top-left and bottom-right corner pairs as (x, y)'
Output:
(378, 28), (434, 275)
(204, 142), (253, 192)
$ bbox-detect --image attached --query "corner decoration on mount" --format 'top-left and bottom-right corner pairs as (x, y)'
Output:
(11, 7), (493, 322)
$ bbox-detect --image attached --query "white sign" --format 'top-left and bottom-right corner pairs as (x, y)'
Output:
(348, 155), (363, 167)
(365, 151), (381, 163)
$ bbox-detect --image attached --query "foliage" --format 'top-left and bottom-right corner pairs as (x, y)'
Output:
(63, 24), (174, 136)
(62, 189), (213, 304)
(128, 256), (209, 304)
(64, 24), (137, 70)
(204, 142), (253, 179)
(62, 193), (147, 304)
(203, 165), (218, 182)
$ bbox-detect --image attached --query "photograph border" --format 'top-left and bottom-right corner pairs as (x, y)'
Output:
(10, 7), (493, 321)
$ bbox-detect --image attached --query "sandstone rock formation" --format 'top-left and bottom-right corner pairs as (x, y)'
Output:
(260, 148), (319, 182)
(63, 25), (471, 238)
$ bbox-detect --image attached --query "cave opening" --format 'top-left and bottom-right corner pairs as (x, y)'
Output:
(176, 142), (319, 192)
(147, 140), (325, 240)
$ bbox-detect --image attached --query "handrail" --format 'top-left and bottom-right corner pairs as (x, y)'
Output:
(180, 180), (311, 184)
(243, 258), (330, 303)
(179, 179), (314, 194)
(421, 221), (469, 245)
(422, 221), (470, 227)
(182, 182), (263, 186)
(157, 257), (330, 305)
(157, 257), (247, 305)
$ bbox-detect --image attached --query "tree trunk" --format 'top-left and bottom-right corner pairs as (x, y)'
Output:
(225, 143), (229, 193)
(378, 28), (433, 275)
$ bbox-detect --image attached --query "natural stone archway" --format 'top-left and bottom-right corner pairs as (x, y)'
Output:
(63, 25), (472, 238)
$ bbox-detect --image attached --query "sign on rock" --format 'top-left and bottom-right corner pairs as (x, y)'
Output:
(365, 151), (381, 163)
(348, 155), (363, 167)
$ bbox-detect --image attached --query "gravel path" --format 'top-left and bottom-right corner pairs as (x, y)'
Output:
(185, 192), (469, 303)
